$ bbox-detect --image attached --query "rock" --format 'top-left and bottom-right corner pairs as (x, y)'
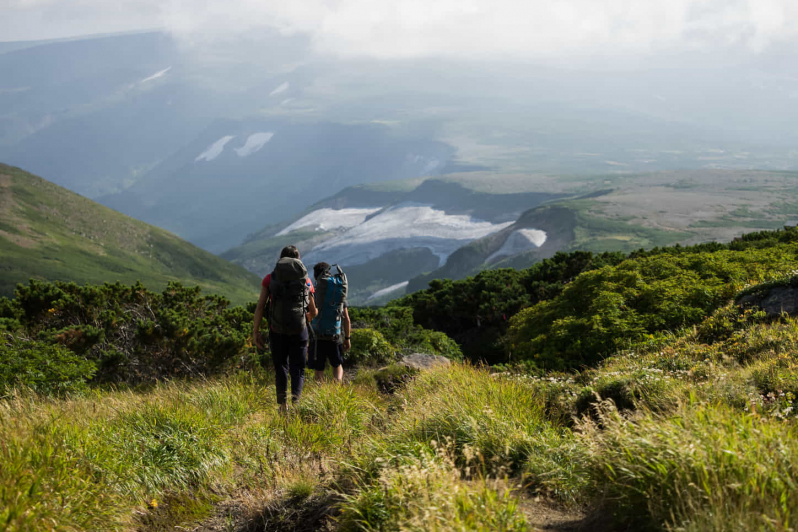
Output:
(400, 353), (451, 371)
(738, 282), (798, 317)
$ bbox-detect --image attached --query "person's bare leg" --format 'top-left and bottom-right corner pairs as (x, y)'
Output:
(315, 369), (325, 382)
(333, 365), (343, 383)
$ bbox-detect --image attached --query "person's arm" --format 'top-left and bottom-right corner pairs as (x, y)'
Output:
(342, 307), (351, 351)
(307, 293), (318, 321)
(253, 285), (269, 349)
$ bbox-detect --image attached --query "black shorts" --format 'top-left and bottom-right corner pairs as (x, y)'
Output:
(311, 339), (343, 371)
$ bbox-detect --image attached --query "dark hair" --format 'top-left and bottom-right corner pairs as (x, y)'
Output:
(313, 262), (331, 279)
(280, 245), (300, 259)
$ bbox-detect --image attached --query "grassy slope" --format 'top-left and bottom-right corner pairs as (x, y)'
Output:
(4, 310), (798, 531)
(0, 163), (260, 304)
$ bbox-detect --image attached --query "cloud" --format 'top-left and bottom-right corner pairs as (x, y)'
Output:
(3, 0), (798, 59)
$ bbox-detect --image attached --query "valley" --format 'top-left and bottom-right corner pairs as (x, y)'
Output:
(4, 30), (798, 264)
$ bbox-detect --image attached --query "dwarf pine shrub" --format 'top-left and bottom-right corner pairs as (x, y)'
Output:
(0, 280), (255, 385)
(506, 246), (797, 369)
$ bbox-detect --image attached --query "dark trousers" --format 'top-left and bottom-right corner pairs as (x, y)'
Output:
(269, 330), (308, 404)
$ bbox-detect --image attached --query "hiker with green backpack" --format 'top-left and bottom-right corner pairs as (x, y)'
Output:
(310, 262), (350, 383)
(252, 245), (318, 413)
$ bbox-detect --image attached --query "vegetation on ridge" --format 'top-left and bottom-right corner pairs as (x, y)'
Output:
(397, 225), (798, 367)
(0, 280), (461, 394)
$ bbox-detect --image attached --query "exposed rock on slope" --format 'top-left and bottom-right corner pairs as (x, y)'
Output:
(737, 276), (798, 316)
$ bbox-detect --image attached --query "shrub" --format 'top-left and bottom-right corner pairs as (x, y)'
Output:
(349, 306), (461, 360)
(405, 329), (463, 360)
(695, 303), (768, 344)
(1, 280), (255, 384)
(506, 248), (796, 370)
(0, 337), (96, 395)
(373, 364), (419, 394)
(347, 329), (396, 366)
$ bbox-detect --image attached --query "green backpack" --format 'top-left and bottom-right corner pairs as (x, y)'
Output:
(268, 258), (310, 335)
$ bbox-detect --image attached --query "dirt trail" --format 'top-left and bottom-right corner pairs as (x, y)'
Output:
(518, 497), (608, 531)
(183, 491), (338, 532)
(164, 490), (602, 532)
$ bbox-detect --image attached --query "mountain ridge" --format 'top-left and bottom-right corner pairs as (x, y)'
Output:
(0, 163), (259, 304)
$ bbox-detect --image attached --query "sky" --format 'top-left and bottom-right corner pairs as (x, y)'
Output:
(2, 0), (797, 60)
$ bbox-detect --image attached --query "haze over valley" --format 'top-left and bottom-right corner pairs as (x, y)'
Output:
(2, 3), (798, 302)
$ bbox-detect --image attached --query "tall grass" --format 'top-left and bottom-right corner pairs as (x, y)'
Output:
(389, 365), (588, 503)
(338, 445), (528, 532)
(584, 402), (798, 531)
(0, 378), (274, 530)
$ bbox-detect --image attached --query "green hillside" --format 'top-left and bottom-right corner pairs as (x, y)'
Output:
(0, 164), (260, 304)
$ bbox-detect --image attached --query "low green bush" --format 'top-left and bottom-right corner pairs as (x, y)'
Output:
(506, 247), (796, 370)
(349, 306), (462, 360)
(373, 364), (419, 394)
(695, 303), (769, 344)
(0, 280), (255, 384)
(347, 328), (396, 366)
(0, 337), (96, 395)
(405, 329), (463, 360)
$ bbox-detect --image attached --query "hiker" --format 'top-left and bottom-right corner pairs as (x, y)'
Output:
(253, 245), (317, 413)
(310, 262), (350, 383)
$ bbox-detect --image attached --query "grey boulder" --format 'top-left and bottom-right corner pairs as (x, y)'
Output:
(400, 353), (452, 371)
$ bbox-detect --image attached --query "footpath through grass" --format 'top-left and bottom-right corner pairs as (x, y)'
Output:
(4, 309), (798, 532)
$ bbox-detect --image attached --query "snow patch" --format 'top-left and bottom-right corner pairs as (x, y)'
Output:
(141, 67), (171, 83)
(277, 207), (383, 236)
(195, 136), (235, 162)
(487, 229), (547, 262)
(270, 82), (290, 96)
(367, 281), (409, 301)
(307, 203), (513, 267)
(234, 132), (274, 157)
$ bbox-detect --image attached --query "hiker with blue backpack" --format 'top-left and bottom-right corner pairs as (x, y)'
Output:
(310, 262), (350, 383)
(252, 245), (318, 413)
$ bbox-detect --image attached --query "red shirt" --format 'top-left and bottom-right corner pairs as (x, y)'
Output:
(262, 273), (315, 293)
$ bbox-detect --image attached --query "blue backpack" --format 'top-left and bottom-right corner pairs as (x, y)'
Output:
(312, 264), (348, 340)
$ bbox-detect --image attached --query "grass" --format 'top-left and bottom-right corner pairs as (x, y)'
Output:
(565, 199), (691, 252)
(0, 163), (260, 304)
(4, 307), (798, 531)
(582, 401), (798, 531)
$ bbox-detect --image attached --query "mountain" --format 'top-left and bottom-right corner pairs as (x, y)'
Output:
(4, 31), (798, 253)
(0, 163), (260, 304)
(100, 118), (464, 252)
(408, 169), (798, 291)
(222, 176), (564, 303)
(225, 169), (798, 304)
